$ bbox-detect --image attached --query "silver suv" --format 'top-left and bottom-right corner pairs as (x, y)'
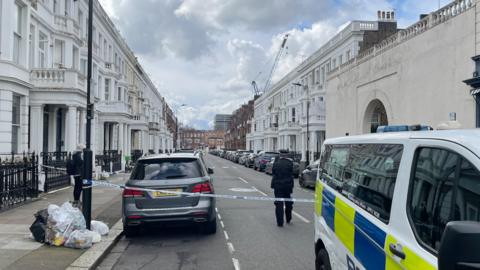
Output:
(122, 153), (216, 236)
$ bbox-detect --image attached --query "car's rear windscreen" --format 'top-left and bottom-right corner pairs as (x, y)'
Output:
(131, 158), (204, 180)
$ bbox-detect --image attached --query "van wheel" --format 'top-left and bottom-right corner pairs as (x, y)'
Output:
(315, 248), (331, 270)
(202, 218), (217, 235)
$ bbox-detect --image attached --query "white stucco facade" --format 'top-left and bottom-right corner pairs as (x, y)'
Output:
(0, 0), (174, 162)
(247, 19), (392, 163)
(326, 0), (478, 138)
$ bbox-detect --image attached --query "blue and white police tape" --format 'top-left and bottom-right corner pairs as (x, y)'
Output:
(89, 180), (315, 203)
(40, 164), (67, 171)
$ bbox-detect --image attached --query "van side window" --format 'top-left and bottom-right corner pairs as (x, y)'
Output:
(409, 147), (480, 252)
(343, 144), (403, 222)
(321, 145), (350, 190)
(457, 159), (480, 221)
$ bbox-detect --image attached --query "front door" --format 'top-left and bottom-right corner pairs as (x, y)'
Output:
(43, 109), (49, 153)
(56, 108), (63, 152)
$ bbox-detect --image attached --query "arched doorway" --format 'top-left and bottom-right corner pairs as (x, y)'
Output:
(363, 99), (388, 133)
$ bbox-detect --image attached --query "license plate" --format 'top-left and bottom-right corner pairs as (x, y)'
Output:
(152, 189), (182, 197)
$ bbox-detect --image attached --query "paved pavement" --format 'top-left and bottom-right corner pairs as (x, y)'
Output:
(0, 173), (128, 270)
(98, 154), (315, 270)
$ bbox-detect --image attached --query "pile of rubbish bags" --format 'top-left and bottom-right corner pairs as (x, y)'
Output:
(29, 202), (109, 249)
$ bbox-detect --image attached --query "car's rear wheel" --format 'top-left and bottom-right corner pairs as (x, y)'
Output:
(201, 218), (217, 235)
(123, 224), (140, 238)
(315, 249), (331, 270)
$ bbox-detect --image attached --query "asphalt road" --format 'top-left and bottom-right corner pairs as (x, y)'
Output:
(97, 154), (316, 270)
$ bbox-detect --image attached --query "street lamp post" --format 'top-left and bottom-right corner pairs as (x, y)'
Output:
(173, 104), (186, 150)
(82, 0), (94, 229)
(292, 82), (310, 166)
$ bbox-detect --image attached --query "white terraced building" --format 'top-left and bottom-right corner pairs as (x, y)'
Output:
(247, 12), (398, 165)
(0, 0), (175, 162)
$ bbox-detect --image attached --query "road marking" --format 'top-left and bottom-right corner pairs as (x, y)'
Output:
(252, 186), (268, 197)
(224, 231), (230, 240)
(232, 166), (237, 169)
(220, 220), (225, 228)
(217, 213), (222, 220)
(215, 207), (218, 212)
(227, 242), (235, 254)
(222, 166), (229, 169)
(293, 211), (311, 223)
(238, 177), (249, 184)
(232, 258), (241, 270)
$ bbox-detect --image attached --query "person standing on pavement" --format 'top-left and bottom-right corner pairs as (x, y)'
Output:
(68, 144), (84, 207)
(270, 149), (294, 227)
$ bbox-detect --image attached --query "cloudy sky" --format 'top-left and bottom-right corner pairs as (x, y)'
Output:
(99, 0), (445, 129)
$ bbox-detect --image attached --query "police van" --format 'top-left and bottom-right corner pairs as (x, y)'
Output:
(314, 130), (480, 270)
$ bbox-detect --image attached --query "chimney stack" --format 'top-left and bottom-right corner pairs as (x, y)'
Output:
(377, 10), (396, 21)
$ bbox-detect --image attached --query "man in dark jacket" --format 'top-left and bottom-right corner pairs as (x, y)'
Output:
(271, 149), (294, 227)
(69, 144), (84, 207)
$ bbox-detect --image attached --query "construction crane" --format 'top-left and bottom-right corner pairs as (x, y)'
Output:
(251, 81), (261, 97)
(251, 34), (289, 96)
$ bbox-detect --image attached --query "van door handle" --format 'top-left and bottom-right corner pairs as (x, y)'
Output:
(389, 243), (406, 260)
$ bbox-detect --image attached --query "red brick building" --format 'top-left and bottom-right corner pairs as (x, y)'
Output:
(224, 99), (255, 150)
(180, 128), (224, 150)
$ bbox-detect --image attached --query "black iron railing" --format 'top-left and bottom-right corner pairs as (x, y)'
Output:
(96, 150), (122, 172)
(41, 151), (71, 192)
(131, 150), (143, 163)
(0, 153), (39, 210)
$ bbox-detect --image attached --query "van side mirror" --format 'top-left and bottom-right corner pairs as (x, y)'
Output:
(438, 221), (480, 270)
(207, 168), (214, 175)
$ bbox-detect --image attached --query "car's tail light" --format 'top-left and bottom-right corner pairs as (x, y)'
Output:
(192, 182), (213, 193)
(123, 188), (144, 198)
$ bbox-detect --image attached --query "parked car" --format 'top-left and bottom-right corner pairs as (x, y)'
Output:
(299, 159), (320, 188)
(245, 153), (257, 168)
(264, 156), (300, 177)
(238, 153), (250, 165)
(123, 153), (217, 236)
(254, 152), (279, 171)
(265, 158), (275, 175)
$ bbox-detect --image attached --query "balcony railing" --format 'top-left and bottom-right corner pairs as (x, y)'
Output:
(148, 122), (160, 131)
(54, 15), (81, 39)
(96, 101), (130, 114)
(30, 68), (86, 90)
(132, 114), (147, 122)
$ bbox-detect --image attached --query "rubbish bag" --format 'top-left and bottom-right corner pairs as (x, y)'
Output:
(90, 231), (101, 243)
(29, 209), (48, 243)
(45, 202), (87, 246)
(64, 230), (93, 249)
(91, 220), (109, 236)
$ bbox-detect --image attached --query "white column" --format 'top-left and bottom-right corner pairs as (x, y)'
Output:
(66, 106), (77, 152)
(30, 105), (44, 154)
(79, 109), (85, 144)
(126, 126), (131, 155)
(118, 123), (124, 154)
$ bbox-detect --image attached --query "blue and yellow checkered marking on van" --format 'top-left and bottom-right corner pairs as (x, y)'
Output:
(314, 180), (435, 270)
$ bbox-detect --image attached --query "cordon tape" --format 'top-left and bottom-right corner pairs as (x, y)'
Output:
(40, 164), (315, 203)
(87, 180), (315, 203)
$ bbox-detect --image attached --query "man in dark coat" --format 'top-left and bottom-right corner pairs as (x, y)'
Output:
(271, 149), (294, 227)
(68, 144), (84, 207)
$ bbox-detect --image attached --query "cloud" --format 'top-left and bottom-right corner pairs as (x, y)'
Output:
(98, 0), (445, 129)
(109, 0), (217, 60)
(175, 0), (335, 32)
